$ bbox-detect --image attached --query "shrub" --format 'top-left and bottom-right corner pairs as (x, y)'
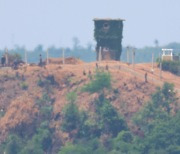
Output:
(4, 134), (23, 154)
(95, 98), (127, 137)
(59, 139), (107, 154)
(61, 102), (80, 133)
(20, 82), (28, 90)
(66, 91), (77, 103)
(37, 79), (50, 87)
(82, 70), (111, 93)
(160, 60), (180, 76)
(20, 126), (52, 154)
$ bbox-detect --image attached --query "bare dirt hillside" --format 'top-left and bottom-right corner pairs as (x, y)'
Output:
(0, 58), (179, 143)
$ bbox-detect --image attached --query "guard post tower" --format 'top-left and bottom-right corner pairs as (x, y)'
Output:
(93, 18), (125, 61)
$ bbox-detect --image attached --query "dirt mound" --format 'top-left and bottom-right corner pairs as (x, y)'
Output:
(48, 57), (84, 65)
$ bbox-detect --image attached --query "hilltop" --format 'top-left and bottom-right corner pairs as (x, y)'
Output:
(0, 58), (179, 153)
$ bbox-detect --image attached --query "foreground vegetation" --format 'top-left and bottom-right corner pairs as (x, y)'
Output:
(0, 70), (179, 154)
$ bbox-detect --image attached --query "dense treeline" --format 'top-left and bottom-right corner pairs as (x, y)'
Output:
(0, 70), (179, 154)
(0, 41), (180, 63)
(161, 61), (180, 76)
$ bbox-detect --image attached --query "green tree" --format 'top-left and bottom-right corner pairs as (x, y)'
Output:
(95, 95), (127, 137)
(61, 102), (80, 132)
(4, 135), (22, 154)
(59, 139), (107, 154)
(61, 92), (80, 133)
(133, 82), (178, 133)
(20, 124), (52, 154)
(133, 83), (180, 153)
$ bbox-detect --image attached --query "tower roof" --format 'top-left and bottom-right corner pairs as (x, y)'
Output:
(93, 18), (125, 21)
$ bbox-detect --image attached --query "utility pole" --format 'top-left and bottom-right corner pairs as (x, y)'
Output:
(151, 53), (154, 74)
(99, 46), (102, 62)
(126, 46), (130, 64)
(62, 48), (65, 65)
(132, 47), (136, 69)
(159, 53), (162, 79)
(5, 48), (8, 66)
(46, 49), (49, 65)
(24, 49), (28, 64)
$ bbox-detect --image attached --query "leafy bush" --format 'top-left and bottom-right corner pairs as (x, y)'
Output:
(37, 79), (50, 87)
(61, 102), (80, 133)
(133, 83), (177, 132)
(20, 126), (52, 154)
(66, 91), (77, 103)
(95, 97), (127, 137)
(59, 139), (107, 154)
(8, 53), (22, 63)
(1, 134), (23, 154)
(20, 82), (28, 90)
(82, 70), (111, 93)
(161, 60), (180, 76)
(132, 82), (180, 153)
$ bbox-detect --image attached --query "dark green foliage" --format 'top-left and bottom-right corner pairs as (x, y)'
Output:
(37, 76), (57, 93)
(110, 131), (139, 154)
(161, 60), (180, 76)
(36, 93), (52, 106)
(133, 83), (180, 153)
(76, 111), (92, 138)
(0, 109), (5, 118)
(37, 78), (49, 87)
(3, 135), (22, 154)
(95, 96), (127, 137)
(61, 92), (80, 133)
(133, 82), (177, 133)
(45, 75), (56, 85)
(61, 101), (96, 139)
(61, 102), (80, 132)
(82, 70), (111, 93)
(66, 91), (77, 103)
(59, 139), (107, 154)
(35, 93), (54, 122)
(20, 124), (52, 154)
(20, 82), (28, 90)
(59, 143), (91, 154)
(8, 53), (22, 63)
(136, 111), (180, 154)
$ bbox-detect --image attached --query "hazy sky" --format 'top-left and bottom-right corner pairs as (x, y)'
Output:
(0, 0), (180, 49)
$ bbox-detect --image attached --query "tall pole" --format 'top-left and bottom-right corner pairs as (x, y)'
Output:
(152, 53), (154, 73)
(159, 53), (162, 79)
(62, 48), (65, 65)
(5, 48), (8, 66)
(132, 47), (135, 69)
(24, 49), (27, 64)
(99, 46), (102, 62)
(46, 49), (49, 65)
(127, 46), (129, 63)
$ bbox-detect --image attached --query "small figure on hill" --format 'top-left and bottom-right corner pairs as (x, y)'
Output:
(88, 70), (91, 76)
(96, 63), (99, 69)
(105, 64), (109, 71)
(1, 55), (6, 67)
(83, 70), (86, 76)
(39, 54), (43, 67)
(12, 59), (18, 70)
(145, 72), (148, 83)
(88, 70), (92, 80)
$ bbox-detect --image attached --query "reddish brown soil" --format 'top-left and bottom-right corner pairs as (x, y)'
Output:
(0, 59), (179, 142)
